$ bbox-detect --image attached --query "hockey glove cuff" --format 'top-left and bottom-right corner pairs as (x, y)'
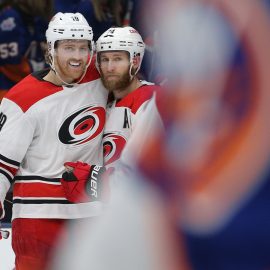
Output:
(60, 161), (106, 203)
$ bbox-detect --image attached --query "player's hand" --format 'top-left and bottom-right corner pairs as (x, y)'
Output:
(60, 161), (106, 203)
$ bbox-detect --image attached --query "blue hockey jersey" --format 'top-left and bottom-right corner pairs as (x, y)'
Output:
(0, 5), (47, 98)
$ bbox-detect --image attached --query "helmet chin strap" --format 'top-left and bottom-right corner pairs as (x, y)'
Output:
(50, 52), (93, 87)
(129, 62), (140, 81)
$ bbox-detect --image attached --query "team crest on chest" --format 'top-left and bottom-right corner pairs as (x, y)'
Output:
(58, 106), (106, 146)
(103, 133), (127, 165)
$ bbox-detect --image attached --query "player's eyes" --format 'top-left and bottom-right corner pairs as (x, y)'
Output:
(64, 47), (74, 51)
(80, 47), (88, 52)
(100, 58), (109, 62)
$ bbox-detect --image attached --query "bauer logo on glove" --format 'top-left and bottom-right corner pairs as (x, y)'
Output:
(60, 161), (106, 203)
(86, 165), (103, 198)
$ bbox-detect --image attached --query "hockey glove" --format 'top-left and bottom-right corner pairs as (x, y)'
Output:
(60, 161), (106, 203)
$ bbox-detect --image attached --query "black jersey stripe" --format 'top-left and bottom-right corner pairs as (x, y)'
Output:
(13, 199), (73, 204)
(0, 169), (13, 183)
(14, 176), (60, 183)
(0, 154), (20, 167)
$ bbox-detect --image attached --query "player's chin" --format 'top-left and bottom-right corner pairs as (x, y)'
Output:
(105, 74), (120, 80)
(104, 81), (118, 92)
(69, 70), (84, 79)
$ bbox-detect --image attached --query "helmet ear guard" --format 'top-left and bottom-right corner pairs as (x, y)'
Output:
(95, 26), (145, 76)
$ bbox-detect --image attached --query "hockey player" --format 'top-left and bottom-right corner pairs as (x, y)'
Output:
(0, 0), (53, 100)
(60, 26), (162, 203)
(0, 12), (107, 270)
(53, 27), (181, 270)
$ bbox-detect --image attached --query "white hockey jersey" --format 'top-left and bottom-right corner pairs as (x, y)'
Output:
(0, 62), (108, 220)
(103, 82), (160, 167)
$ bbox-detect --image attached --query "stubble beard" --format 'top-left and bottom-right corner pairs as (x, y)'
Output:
(55, 57), (86, 83)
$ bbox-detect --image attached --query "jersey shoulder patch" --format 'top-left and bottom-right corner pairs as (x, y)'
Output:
(4, 73), (63, 112)
(116, 84), (161, 114)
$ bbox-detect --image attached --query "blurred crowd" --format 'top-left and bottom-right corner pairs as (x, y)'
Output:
(0, 0), (155, 100)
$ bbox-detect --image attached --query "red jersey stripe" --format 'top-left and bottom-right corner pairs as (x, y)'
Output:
(13, 182), (66, 198)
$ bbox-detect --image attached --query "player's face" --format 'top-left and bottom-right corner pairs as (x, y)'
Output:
(54, 40), (90, 83)
(99, 51), (132, 92)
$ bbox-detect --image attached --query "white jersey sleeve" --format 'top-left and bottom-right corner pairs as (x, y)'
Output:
(0, 98), (35, 208)
(120, 93), (164, 167)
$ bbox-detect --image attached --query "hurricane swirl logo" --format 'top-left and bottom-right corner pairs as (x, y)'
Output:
(103, 133), (127, 165)
(59, 106), (106, 146)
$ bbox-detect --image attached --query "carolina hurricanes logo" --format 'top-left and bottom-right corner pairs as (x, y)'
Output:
(103, 133), (127, 165)
(58, 106), (106, 146)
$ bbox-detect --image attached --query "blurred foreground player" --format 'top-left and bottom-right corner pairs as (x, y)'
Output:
(139, 0), (270, 269)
